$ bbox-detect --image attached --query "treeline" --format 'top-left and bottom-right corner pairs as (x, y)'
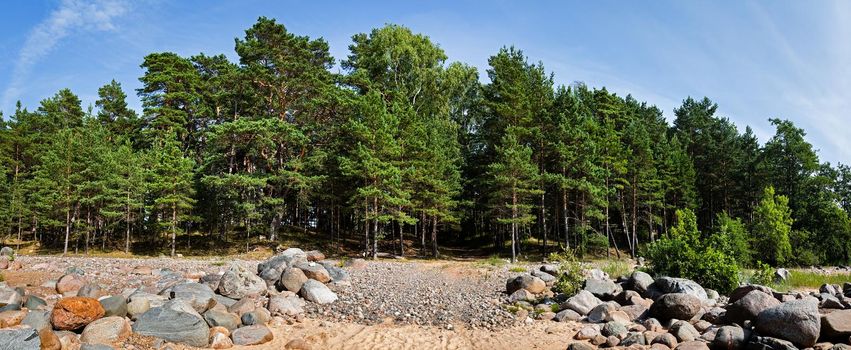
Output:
(0, 18), (849, 264)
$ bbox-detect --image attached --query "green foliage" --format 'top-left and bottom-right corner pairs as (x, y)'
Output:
(548, 249), (584, 296)
(645, 209), (741, 293)
(709, 213), (751, 266)
(749, 261), (774, 286)
(508, 266), (526, 273)
(600, 260), (632, 279)
(751, 186), (793, 266)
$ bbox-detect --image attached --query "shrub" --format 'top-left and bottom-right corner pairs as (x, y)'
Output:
(749, 261), (774, 286)
(644, 209), (741, 294)
(751, 186), (793, 266)
(710, 213), (751, 266)
(548, 249), (584, 296)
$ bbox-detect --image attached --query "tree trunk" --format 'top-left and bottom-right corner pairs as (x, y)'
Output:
(511, 188), (517, 263)
(63, 206), (71, 256)
(563, 189), (570, 249)
(171, 204), (177, 257)
(541, 191), (547, 254)
(431, 215), (438, 257)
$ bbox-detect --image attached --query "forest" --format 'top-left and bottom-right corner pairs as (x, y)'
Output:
(0, 17), (849, 267)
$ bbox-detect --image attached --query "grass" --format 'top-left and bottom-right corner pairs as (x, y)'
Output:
(476, 255), (509, 268)
(772, 269), (851, 292)
(598, 260), (633, 279)
(509, 266), (526, 273)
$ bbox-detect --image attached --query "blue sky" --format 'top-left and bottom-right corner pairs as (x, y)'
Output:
(1, 0), (849, 165)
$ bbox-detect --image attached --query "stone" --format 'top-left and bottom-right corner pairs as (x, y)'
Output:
(575, 326), (600, 340)
(203, 310), (240, 331)
(212, 294), (238, 309)
(648, 277), (708, 301)
(774, 268), (790, 283)
(128, 290), (167, 308)
(132, 299), (210, 348)
(713, 326), (750, 350)
(0, 247), (13, 258)
(629, 271), (655, 296)
(126, 298), (150, 320)
(217, 263), (266, 299)
(0, 310), (26, 327)
(299, 280), (338, 304)
(51, 297), (105, 331)
(21, 310), (50, 331)
(80, 316), (131, 344)
(279, 267), (308, 293)
(55, 331), (81, 350)
(602, 321), (628, 338)
(267, 293), (305, 317)
(621, 332), (647, 346)
(170, 282), (216, 313)
(821, 309), (851, 338)
(257, 256), (290, 288)
(0, 288), (21, 308)
(725, 290), (780, 325)
(653, 333), (678, 348)
(531, 270), (556, 284)
(755, 299), (820, 348)
(210, 332), (233, 349)
(540, 264), (559, 276)
(820, 294), (844, 309)
(23, 296), (46, 310)
(676, 341), (710, 350)
(621, 304), (650, 321)
(564, 290), (604, 315)
(226, 297), (256, 317)
(670, 320), (700, 342)
(0, 326), (40, 350)
(80, 344), (113, 350)
(230, 324), (273, 346)
(643, 318), (664, 332)
(56, 274), (86, 295)
(554, 308), (582, 322)
(344, 258), (367, 269)
(318, 262), (349, 282)
(505, 274), (546, 294)
(305, 250), (325, 262)
(747, 336), (798, 350)
(98, 295), (127, 318)
(285, 338), (313, 350)
(820, 284), (840, 296)
(729, 285), (775, 304)
(508, 289), (534, 303)
(567, 342), (596, 350)
(650, 293), (701, 321)
(77, 284), (106, 299)
(201, 274), (223, 290)
(587, 303), (618, 323)
(584, 278), (622, 300)
(38, 328), (60, 350)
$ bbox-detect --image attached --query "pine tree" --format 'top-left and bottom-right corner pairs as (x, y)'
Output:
(149, 132), (196, 256)
(751, 186), (793, 266)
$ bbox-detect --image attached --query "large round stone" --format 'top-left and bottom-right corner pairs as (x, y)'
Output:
(51, 297), (105, 331)
(80, 316), (131, 344)
(755, 299), (820, 348)
(217, 263), (266, 300)
(649, 293), (701, 321)
(132, 299), (210, 347)
(725, 290), (780, 325)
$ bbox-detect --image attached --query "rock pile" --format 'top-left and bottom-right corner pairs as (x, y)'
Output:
(0, 247), (346, 349)
(505, 265), (851, 350)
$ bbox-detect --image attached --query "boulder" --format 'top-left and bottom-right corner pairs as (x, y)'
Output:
(267, 293), (305, 317)
(0, 287), (21, 308)
(203, 310), (240, 331)
(24, 296), (46, 310)
(554, 309), (582, 322)
(621, 332), (647, 346)
(601, 321), (627, 338)
(567, 342), (596, 350)
(318, 262), (350, 282)
(670, 321), (700, 342)
(540, 264), (559, 276)
(79, 316), (131, 345)
(217, 263), (266, 300)
(170, 282), (216, 313)
(713, 326), (750, 350)
(629, 271), (655, 296)
(729, 285), (775, 304)
(226, 297), (256, 317)
(508, 289), (535, 303)
(200, 274), (223, 290)
(299, 280), (337, 304)
(294, 262), (331, 283)
(77, 284), (106, 299)
(0, 326), (40, 350)
(51, 297), (105, 331)
(564, 290), (604, 315)
(774, 268), (790, 283)
(725, 290), (780, 325)
(305, 250), (325, 262)
(279, 267), (308, 293)
(505, 275), (546, 294)
(531, 270), (556, 284)
(0, 247), (13, 258)
(22, 310), (50, 331)
(210, 332), (234, 349)
(98, 295), (127, 318)
(132, 300), (210, 347)
(650, 293), (701, 321)
(55, 331), (81, 350)
(584, 278), (622, 300)
(38, 328), (60, 350)
(587, 303), (618, 323)
(821, 309), (851, 338)
(747, 336), (798, 350)
(0, 309), (25, 328)
(257, 255), (290, 288)
(231, 324), (273, 346)
(126, 298), (150, 320)
(676, 341), (710, 350)
(56, 274), (86, 295)
(648, 277), (708, 301)
(755, 299), (820, 348)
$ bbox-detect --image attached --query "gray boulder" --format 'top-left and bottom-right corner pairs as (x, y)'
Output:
(587, 303), (618, 323)
(755, 299), (820, 348)
(203, 309), (240, 331)
(278, 267), (308, 293)
(231, 324), (273, 346)
(670, 320), (700, 342)
(319, 261), (350, 282)
(563, 290), (603, 315)
(257, 255), (290, 287)
(217, 263), (266, 299)
(725, 290), (780, 325)
(23, 296), (46, 310)
(169, 282), (215, 313)
(713, 326), (751, 350)
(729, 285), (775, 304)
(746, 336), (797, 350)
(21, 310), (50, 331)
(584, 278), (622, 300)
(774, 268), (790, 283)
(821, 309), (851, 338)
(648, 277), (708, 301)
(0, 247), (13, 258)
(650, 293), (701, 321)
(294, 262), (332, 283)
(531, 270), (556, 284)
(553, 309), (581, 322)
(299, 280), (337, 304)
(99, 295), (128, 318)
(0, 326), (39, 350)
(601, 321), (627, 338)
(266, 293), (305, 316)
(131, 300), (209, 347)
(628, 271), (655, 296)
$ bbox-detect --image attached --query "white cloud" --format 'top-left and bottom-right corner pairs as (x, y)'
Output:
(2, 0), (128, 109)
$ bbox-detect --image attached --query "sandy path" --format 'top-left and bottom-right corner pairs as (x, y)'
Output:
(235, 319), (580, 350)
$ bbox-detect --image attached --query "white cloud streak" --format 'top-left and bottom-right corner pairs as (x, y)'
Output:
(2, 0), (128, 109)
